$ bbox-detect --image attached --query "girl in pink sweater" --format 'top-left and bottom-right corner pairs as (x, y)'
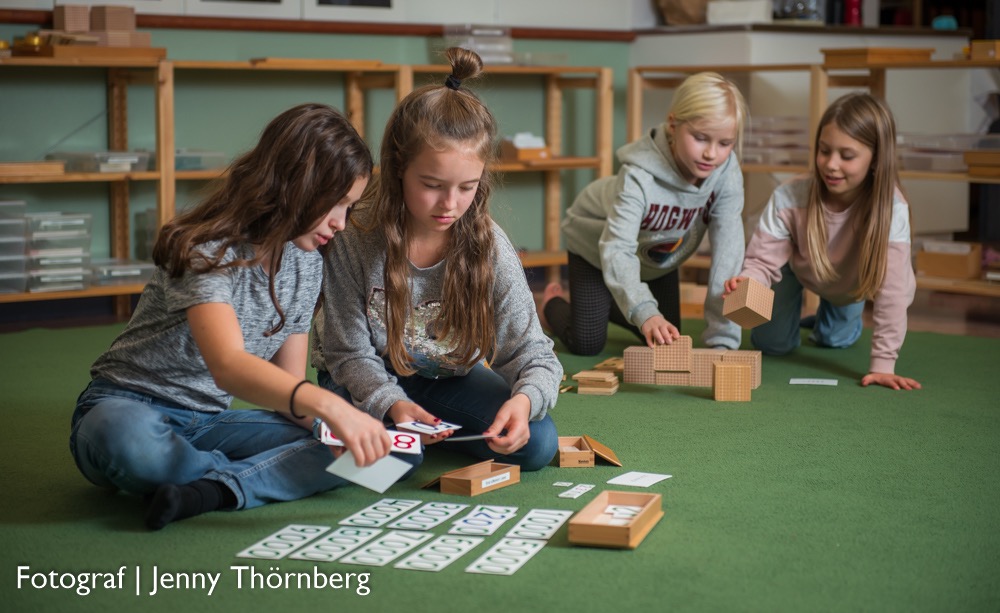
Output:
(725, 93), (921, 390)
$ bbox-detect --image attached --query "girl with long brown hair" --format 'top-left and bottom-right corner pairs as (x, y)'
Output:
(313, 48), (561, 470)
(725, 93), (921, 390)
(71, 103), (391, 531)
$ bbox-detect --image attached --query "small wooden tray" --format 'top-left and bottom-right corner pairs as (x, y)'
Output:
(568, 490), (663, 549)
(0, 161), (65, 177)
(15, 45), (166, 60)
(821, 47), (933, 68)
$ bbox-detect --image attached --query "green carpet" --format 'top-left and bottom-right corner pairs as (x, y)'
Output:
(2, 321), (998, 613)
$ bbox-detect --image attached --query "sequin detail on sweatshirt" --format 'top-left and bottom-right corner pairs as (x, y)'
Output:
(368, 287), (459, 378)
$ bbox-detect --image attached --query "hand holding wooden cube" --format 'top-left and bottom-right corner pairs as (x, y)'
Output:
(723, 277), (774, 329)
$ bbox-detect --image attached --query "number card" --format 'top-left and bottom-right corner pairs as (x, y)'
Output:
(286, 527), (382, 562)
(504, 508), (573, 540)
(395, 420), (462, 435)
(448, 504), (519, 536)
(386, 501), (469, 531)
(235, 524), (330, 560)
(339, 498), (422, 527)
(394, 535), (484, 572)
(319, 423), (421, 455)
(339, 530), (434, 566)
(558, 483), (595, 499)
(465, 537), (546, 576)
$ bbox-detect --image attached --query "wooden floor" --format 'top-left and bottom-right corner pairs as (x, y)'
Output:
(891, 289), (1000, 338)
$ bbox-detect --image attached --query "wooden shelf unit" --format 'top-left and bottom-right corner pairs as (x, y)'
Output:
(627, 58), (1000, 299)
(0, 56), (174, 311)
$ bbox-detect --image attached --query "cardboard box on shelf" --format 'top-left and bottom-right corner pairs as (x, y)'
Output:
(915, 242), (982, 279)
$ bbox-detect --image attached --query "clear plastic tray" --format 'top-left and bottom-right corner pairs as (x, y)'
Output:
(0, 218), (26, 239)
(28, 251), (91, 271)
(0, 255), (27, 275)
(0, 200), (27, 219)
(28, 231), (91, 255)
(45, 151), (151, 173)
(898, 150), (967, 172)
(26, 212), (93, 234)
(0, 271), (27, 294)
(897, 133), (1000, 152)
(0, 236), (26, 257)
(28, 268), (91, 292)
(90, 258), (155, 286)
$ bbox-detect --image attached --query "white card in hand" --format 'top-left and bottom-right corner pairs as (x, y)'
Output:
(395, 420), (462, 435)
(319, 424), (420, 455)
(325, 451), (412, 493)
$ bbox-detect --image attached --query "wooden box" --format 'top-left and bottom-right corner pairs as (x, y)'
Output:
(964, 151), (1000, 177)
(821, 47), (933, 68)
(568, 490), (663, 549)
(557, 435), (622, 468)
(422, 460), (519, 496)
(500, 139), (549, 162)
(916, 243), (982, 279)
(54, 5), (91, 33)
(970, 40), (1000, 61)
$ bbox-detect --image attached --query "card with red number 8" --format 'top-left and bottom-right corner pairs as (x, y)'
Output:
(319, 423), (421, 455)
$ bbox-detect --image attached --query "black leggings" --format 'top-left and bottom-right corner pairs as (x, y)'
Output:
(544, 251), (680, 356)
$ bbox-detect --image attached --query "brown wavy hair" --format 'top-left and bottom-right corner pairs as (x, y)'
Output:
(806, 93), (900, 300)
(153, 103), (373, 335)
(360, 47), (498, 376)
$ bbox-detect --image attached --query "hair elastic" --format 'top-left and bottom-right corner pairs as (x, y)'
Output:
(289, 380), (310, 419)
(445, 75), (462, 90)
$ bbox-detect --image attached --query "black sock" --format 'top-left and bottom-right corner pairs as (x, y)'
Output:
(144, 479), (233, 531)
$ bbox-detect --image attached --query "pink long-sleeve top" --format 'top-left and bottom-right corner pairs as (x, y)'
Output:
(740, 176), (916, 374)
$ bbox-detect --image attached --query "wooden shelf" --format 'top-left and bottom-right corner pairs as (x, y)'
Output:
(0, 171), (161, 184)
(518, 250), (567, 268)
(915, 276), (1000, 298)
(0, 284), (146, 304)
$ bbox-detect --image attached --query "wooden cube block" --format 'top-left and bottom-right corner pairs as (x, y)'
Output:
(690, 348), (727, 387)
(723, 277), (774, 329)
(623, 345), (655, 384)
(713, 362), (751, 402)
(721, 350), (762, 389)
(91, 6), (136, 31)
(54, 5), (90, 33)
(653, 335), (692, 371)
(655, 371), (691, 386)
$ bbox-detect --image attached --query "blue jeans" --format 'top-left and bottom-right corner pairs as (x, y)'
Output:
(751, 264), (865, 355)
(69, 379), (418, 509)
(318, 363), (558, 471)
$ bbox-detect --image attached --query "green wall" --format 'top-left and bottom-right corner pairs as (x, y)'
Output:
(0, 24), (630, 257)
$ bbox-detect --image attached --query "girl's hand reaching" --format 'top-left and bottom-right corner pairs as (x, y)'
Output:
(723, 276), (747, 296)
(387, 399), (454, 445)
(640, 314), (680, 348)
(862, 372), (922, 391)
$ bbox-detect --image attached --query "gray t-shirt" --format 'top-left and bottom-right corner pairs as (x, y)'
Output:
(91, 241), (322, 412)
(310, 215), (562, 422)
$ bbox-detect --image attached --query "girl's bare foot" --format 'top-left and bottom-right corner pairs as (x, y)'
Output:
(538, 282), (565, 331)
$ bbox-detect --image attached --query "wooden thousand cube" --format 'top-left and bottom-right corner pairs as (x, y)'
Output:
(621, 335), (761, 401)
(723, 277), (774, 329)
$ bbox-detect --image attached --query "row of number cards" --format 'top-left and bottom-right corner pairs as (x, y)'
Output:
(235, 498), (572, 575)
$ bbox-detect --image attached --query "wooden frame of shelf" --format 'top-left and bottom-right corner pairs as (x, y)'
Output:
(628, 58), (1000, 300)
(0, 56), (174, 311)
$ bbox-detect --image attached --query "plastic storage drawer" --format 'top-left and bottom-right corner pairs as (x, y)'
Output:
(26, 212), (93, 234)
(0, 236), (27, 257)
(0, 272), (27, 293)
(28, 231), (91, 255)
(28, 268), (91, 292)
(28, 251), (92, 271)
(0, 200), (27, 218)
(0, 218), (26, 239)
(91, 258), (155, 286)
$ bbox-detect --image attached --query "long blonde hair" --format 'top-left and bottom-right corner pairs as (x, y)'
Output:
(362, 47), (498, 376)
(669, 71), (748, 158)
(806, 93), (899, 300)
